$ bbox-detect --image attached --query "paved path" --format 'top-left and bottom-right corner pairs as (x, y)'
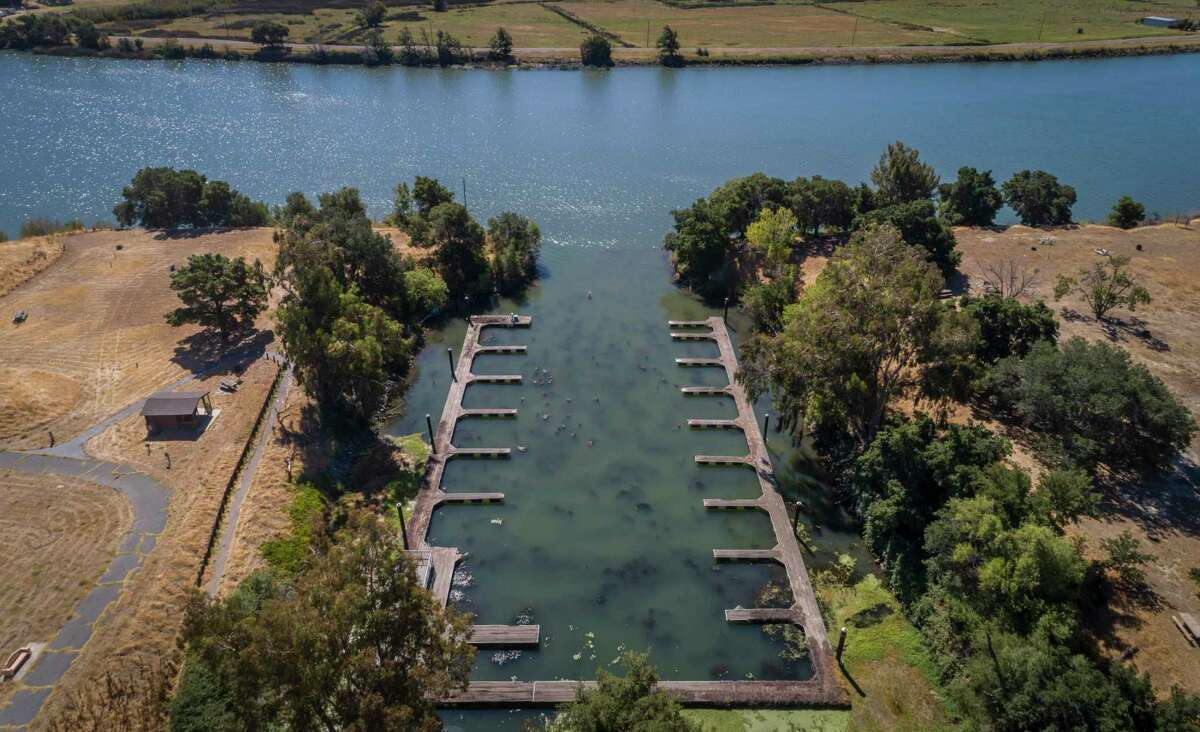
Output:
(204, 366), (293, 597)
(0, 453), (169, 730)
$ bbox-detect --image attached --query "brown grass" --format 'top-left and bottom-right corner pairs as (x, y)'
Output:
(214, 385), (311, 593)
(956, 220), (1200, 694)
(0, 472), (131, 707)
(34, 357), (279, 729)
(0, 228), (278, 450)
(0, 234), (66, 299)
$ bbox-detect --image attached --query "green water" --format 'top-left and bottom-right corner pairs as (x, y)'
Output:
(393, 247), (825, 690)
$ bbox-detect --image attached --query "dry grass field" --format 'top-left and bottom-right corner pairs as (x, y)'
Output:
(0, 473), (131, 707)
(956, 220), (1200, 694)
(38, 357), (279, 727)
(0, 235), (65, 299)
(0, 228), (277, 451)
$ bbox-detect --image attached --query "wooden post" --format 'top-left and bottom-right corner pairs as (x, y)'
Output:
(165, 451), (171, 470)
(763, 413), (770, 435)
(836, 626), (847, 660)
(723, 296), (729, 322)
(792, 500), (802, 534)
(447, 348), (456, 382)
(398, 503), (409, 550)
(426, 414), (436, 453)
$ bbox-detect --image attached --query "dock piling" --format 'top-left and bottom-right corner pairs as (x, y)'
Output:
(763, 413), (770, 435)
(837, 626), (847, 660)
(792, 500), (802, 535)
(723, 296), (729, 322)
(447, 348), (456, 381)
(398, 503), (409, 550)
(426, 414), (436, 454)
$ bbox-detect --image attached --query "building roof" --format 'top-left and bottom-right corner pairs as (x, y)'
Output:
(141, 390), (208, 417)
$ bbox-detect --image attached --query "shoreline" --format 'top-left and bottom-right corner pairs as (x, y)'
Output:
(18, 31), (1200, 69)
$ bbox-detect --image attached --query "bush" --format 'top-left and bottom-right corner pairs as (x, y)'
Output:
(487, 26), (512, 62)
(1002, 170), (1076, 226)
(580, 33), (612, 67)
(983, 337), (1196, 471)
(113, 167), (269, 229)
(961, 293), (1058, 364)
(19, 217), (84, 238)
(169, 652), (235, 732)
(250, 19), (288, 47)
(260, 483), (326, 575)
(1108, 196), (1146, 229)
(487, 211), (541, 294)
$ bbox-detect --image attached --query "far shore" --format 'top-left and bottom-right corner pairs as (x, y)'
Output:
(25, 31), (1200, 69)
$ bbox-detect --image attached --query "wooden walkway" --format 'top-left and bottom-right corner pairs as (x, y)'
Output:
(673, 316), (848, 708)
(408, 312), (530, 588)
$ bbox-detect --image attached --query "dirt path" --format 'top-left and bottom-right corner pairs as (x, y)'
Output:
(0, 453), (169, 730)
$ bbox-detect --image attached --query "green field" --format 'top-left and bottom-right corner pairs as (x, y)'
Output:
(838, 0), (1198, 44)
(66, 0), (1198, 50)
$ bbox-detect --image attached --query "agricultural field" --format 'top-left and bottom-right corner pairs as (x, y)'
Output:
(838, 0), (1200, 44)
(39, 0), (1196, 51)
(549, 0), (948, 48)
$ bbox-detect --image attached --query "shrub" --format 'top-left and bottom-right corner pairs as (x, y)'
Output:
(855, 199), (960, 275)
(487, 211), (541, 294)
(961, 293), (1058, 364)
(580, 33), (612, 67)
(487, 26), (512, 61)
(1108, 196), (1146, 229)
(983, 337), (1196, 471)
(19, 217), (84, 238)
(742, 269), (796, 334)
(250, 19), (288, 47)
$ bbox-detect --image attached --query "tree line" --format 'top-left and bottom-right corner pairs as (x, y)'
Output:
(680, 144), (1200, 729)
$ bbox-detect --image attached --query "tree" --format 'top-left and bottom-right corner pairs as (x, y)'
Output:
(488, 26), (513, 62)
(487, 211), (541, 294)
(580, 33), (613, 67)
(1053, 254), (1150, 322)
(1100, 529), (1154, 590)
(166, 254), (268, 342)
(113, 168), (268, 229)
(656, 25), (682, 67)
(183, 512), (472, 732)
(938, 167), (1003, 226)
(412, 176), (455, 214)
(975, 258), (1039, 298)
(403, 268), (448, 317)
(961, 293), (1058, 363)
(544, 653), (700, 732)
(855, 199), (960, 275)
(428, 202), (490, 297)
(787, 176), (856, 237)
(433, 29), (462, 67)
(1002, 170), (1076, 226)
(983, 338), (1196, 471)
(1108, 196), (1146, 230)
(433, 0), (447, 12)
(663, 197), (730, 295)
(742, 268), (797, 335)
(358, 0), (386, 28)
(250, 20), (289, 47)
(745, 206), (797, 271)
(739, 225), (974, 447)
(74, 19), (105, 50)
(870, 141), (939, 207)
(363, 28), (393, 65)
(709, 173), (788, 235)
(851, 415), (1011, 599)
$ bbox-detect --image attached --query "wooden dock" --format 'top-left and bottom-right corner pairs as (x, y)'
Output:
(674, 316), (848, 709)
(408, 315), (530, 596)
(671, 331), (718, 341)
(444, 679), (845, 707)
(688, 418), (741, 429)
(469, 625), (541, 648)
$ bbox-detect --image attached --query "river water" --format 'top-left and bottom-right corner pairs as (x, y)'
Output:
(1, 51), (1198, 729)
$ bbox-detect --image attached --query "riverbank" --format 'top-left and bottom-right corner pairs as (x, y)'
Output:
(26, 31), (1200, 68)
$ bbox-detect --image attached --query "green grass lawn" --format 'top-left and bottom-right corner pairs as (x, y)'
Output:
(836, 0), (1198, 44)
(686, 708), (851, 731)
